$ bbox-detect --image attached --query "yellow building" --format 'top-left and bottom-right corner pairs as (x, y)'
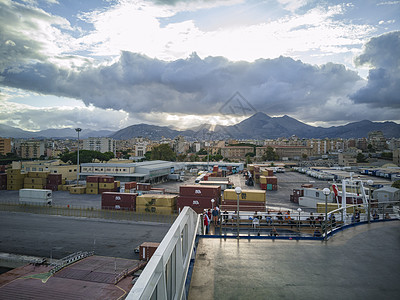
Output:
(20, 160), (77, 181)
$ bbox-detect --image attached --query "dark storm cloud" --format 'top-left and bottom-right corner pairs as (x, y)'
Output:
(1, 51), (364, 118)
(351, 31), (400, 108)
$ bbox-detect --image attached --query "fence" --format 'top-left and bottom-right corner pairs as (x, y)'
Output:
(0, 200), (177, 224)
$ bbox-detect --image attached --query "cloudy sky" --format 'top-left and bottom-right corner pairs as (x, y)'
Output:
(0, 0), (399, 132)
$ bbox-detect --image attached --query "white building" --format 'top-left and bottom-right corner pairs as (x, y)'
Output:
(83, 137), (116, 155)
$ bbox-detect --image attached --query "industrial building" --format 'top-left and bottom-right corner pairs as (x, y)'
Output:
(80, 160), (186, 183)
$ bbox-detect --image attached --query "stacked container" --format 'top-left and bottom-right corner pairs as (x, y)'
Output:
(137, 183), (151, 191)
(19, 188), (52, 205)
(253, 166), (261, 184)
(46, 174), (63, 191)
(102, 192), (137, 211)
(136, 194), (177, 214)
(222, 189), (266, 212)
(86, 176), (100, 194)
(23, 171), (49, 189)
(7, 169), (26, 190)
(125, 181), (137, 193)
(177, 185), (221, 213)
(290, 189), (304, 203)
(262, 168), (274, 176)
(70, 186), (86, 194)
(0, 173), (7, 190)
(260, 176), (278, 191)
(98, 176), (116, 193)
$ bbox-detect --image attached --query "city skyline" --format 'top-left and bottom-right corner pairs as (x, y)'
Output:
(0, 0), (399, 132)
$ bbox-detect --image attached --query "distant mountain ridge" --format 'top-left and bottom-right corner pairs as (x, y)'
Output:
(1, 113), (399, 140)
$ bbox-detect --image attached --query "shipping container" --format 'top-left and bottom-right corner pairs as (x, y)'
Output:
(19, 188), (52, 199)
(70, 187), (86, 194)
(220, 205), (266, 212)
(98, 176), (114, 183)
(24, 177), (47, 185)
(87, 182), (99, 188)
(125, 182), (137, 190)
(139, 242), (160, 261)
(6, 169), (22, 175)
(24, 184), (46, 189)
(86, 176), (100, 183)
(179, 185), (221, 198)
(176, 196), (218, 213)
(45, 184), (58, 191)
(136, 194), (177, 207)
(136, 205), (175, 214)
(99, 182), (115, 189)
(102, 192), (137, 211)
(86, 188), (99, 194)
(224, 189), (266, 202)
(27, 171), (49, 178)
(47, 174), (62, 185)
(137, 183), (151, 191)
(19, 197), (52, 205)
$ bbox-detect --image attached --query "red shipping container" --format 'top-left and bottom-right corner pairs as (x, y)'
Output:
(125, 182), (137, 190)
(179, 185), (221, 198)
(137, 183), (151, 191)
(265, 176), (278, 184)
(260, 184), (267, 190)
(98, 176), (114, 183)
(0, 173), (7, 183)
(265, 168), (274, 176)
(139, 242), (160, 261)
(99, 188), (117, 194)
(177, 196), (219, 213)
(293, 189), (304, 197)
(102, 192), (137, 211)
(86, 176), (100, 183)
(45, 184), (58, 191)
(47, 174), (62, 184)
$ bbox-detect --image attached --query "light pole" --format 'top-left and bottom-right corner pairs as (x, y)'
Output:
(367, 180), (373, 224)
(211, 198), (215, 210)
(322, 188), (331, 240)
(235, 186), (242, 238)
(297, 207), (302, 231)
(75, 128), (82, 184)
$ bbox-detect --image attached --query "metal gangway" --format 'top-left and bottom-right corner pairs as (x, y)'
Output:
(126, 207), (200, 300)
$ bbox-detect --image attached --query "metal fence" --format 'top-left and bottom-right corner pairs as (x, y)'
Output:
(0, 200), (177, 224)
(208, 200), (400, 239)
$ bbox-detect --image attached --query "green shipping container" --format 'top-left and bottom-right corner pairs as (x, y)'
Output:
(267, 184), (272, 191)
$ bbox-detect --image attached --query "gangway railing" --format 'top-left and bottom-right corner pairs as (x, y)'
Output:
(126, 207), (200, 300)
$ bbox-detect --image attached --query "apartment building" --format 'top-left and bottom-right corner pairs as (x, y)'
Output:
(221, 146), (254, 160)
(0, 138), (12, 156)
(83, 137), (116, 155)
(16, 140), (45, 159)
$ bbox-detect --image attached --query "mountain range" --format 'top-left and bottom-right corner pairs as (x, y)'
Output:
(1, 112), (399, 140)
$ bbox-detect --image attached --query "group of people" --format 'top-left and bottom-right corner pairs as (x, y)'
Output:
(203, 206), (220, 234)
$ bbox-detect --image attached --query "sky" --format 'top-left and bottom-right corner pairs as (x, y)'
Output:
(0, 0), (399, 132)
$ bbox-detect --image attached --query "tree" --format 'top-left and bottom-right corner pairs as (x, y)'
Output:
(60, 150), (114, 164)
(356, 153), (367, 163)
(150, 144), (176, 161)
(197, 148), (208, 155)
(392, 180), (400, 189)
(262, 146), (279, 161)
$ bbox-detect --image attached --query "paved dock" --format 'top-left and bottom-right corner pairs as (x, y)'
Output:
(189, 221), (400, 300)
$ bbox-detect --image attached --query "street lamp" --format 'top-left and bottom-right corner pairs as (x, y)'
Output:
(297, 207), (302, 231)
(367, 180), (374, 224)
(322, 188), (331, 240)
(211, 198), (215, 210)
(235, 186), (242, 237)
(75, 128), (82, 184)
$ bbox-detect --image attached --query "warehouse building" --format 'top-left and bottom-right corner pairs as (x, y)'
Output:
(80, 160), (185, 183)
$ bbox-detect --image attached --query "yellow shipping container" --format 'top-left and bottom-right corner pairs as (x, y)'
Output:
(24, 177), (46, 185)
(87, 182), (99, 188)
(115, 181), (121, 188)
(70, 187), (86, 194)
(99, 182), (115, 189)
(62, 184), (76, 191)
(136, 194), (177, 207)
(260, 176), (267, 184)
(248, 165), (254, 172)
(86, 188), (99, 194)
(136, 205), (175, 215)
(316, 203), (365, 214)
(27, 171), (49, 178)
(58, 185), (64, 191)
(7, 179), (24, 185)
(24, 184), (45, 189)
(224, 189), (266, 202)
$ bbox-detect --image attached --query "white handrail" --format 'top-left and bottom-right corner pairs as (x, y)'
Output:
(126, 206), (200, 300)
